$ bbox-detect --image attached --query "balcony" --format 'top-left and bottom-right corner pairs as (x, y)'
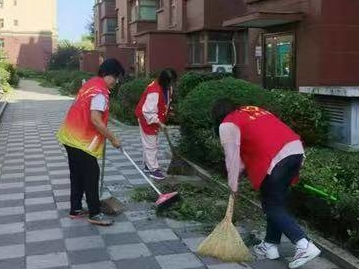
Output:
(100, 0), (117, 19)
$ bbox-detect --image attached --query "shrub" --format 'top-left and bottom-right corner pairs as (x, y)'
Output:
(0, 63), (19, 87)
(17, 68), (44, 79)
(111, 78), (152, 125)
(176, 71), (233, 101)
(178, 77), (329, 171)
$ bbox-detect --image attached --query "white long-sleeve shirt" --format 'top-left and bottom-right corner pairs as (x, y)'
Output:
(142, 88), (171, 125)
(219, 122), (305, 192)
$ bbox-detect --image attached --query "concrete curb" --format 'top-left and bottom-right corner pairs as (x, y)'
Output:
(0, 101), (8, 120)
(182, 155), (359, 269)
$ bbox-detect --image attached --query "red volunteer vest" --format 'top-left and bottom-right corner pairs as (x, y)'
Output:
(57, 77), (110, 158)
(135, 80), (171, 135)
(222, 106), (300, 190)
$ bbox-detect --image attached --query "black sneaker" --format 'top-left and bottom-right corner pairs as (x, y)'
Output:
(69, 209), (89, 219)
(143, 165), (150, 173)
(88, 213), (114, 226)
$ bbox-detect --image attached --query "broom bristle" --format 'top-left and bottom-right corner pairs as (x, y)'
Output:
(198, 218), (252, 262)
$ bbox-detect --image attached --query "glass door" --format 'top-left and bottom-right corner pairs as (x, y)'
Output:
(264, 33), (295, 89)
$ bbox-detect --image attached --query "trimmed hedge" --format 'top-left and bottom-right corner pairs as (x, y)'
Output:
(40, 70), (94, 95)
(177, 77), (329, 171)
(111, 78), (152, 125)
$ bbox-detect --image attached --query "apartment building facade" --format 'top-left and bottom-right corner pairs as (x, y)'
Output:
(84, 0), (359, 90)
(0, 0), (57, 71)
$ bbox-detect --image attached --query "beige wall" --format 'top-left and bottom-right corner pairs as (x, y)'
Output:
(0, 0), (57, 37)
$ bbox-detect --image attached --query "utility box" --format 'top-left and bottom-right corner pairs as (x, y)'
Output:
(299, 87), (359, 151)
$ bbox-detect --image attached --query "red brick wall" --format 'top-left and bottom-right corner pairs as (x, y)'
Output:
(80, 51), (101, 74)
(2, 35), (54, 71)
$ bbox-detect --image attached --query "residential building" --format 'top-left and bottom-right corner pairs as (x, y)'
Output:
(0, 0), (57, 71)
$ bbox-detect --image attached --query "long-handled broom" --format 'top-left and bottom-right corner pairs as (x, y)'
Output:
(122, 149), (179, 208)
(99, 140), (125, 215)
(163, 128), (192, 176)
(197, 194), (252, 263)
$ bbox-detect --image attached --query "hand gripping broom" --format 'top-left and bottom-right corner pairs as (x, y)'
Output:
(197, 194), (252, 263)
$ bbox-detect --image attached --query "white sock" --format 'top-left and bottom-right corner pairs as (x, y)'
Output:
(296, 238), (309, 249)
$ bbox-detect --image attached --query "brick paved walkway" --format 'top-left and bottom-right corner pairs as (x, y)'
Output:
(0, 80), (341, 269)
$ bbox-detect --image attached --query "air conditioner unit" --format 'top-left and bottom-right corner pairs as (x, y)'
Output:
(212, 64), (233, 73)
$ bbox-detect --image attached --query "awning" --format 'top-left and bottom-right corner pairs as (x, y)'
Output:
(223, 11), (303, 28)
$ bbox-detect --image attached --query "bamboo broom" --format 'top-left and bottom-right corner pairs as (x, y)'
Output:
(197, 194), (252, 263)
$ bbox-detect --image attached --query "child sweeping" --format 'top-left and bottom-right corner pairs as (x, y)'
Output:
(211, 99), (321, 269)
(135, 68), (177, 180)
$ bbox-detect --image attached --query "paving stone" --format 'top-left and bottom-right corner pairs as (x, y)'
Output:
(25, 196), (54, 206)
(103, 232), (141, 246)
(0, 206), (24, 217)
(26, 210), (58, 222)
(0, 192), (24, 202)
(0, 244), (25, 260)
(25, 175), (50, 182)
(114, 257), (162, 269)
(0, 222), (24, 235)
(26, 228), (63, 243)
(0, 214), (24, 225)
(68, 248), (110, 265)
(182, 237), (206, 252)
(138, 229), (179, 243)
(0, 182), (24, 189)
(25, 185), (52, 193)
(98, 221), (136, 235)
(65, 236), (105, 251)
(63, 225), (99, 238)
(26, 252), (68, 269)
(250, 259), (289, 269)
(155, 253), (203, 269)
(0, 232), (25, 246)
(25, 190), (54, 198)
(0, 257), (25, 269)
(54, 189), (70, 196)
(108, 243), (151, 260)
(26, 239), (66, 256)
(147, 240), (190, 256)
(71, 260), (116, 269)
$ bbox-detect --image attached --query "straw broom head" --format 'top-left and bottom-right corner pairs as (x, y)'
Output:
(197, 195), (252, 263)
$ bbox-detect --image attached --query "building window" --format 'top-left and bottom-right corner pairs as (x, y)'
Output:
(121, 17), (125, 40)
(14, 19), (18, 26)
(0, 38), (4, 48)
(157, 0), (163, 9)
(188, 34), (205, 65)
(131, 0), (156, 22)
(14, 0), (17, 6)
(169, 0), (176, 26)
(0, 0), (3, 8)
(207, 32), (233, 65)
(102, 18), (117, 33)
(0, 19), (4, 29)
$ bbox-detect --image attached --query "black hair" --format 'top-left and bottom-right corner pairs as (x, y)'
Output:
(157, 68), (177, 88)
(98, 58), (125, 78)
(211, 98), (237, 136)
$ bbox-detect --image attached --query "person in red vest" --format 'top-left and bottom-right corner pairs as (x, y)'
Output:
(212, 99), (321, 269)
(135, 68), (177, 180)
(57, 59), (124, 226)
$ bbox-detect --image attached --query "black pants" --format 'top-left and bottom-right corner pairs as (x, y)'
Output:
(260, 154), (306, 244)
(65, 145), (100, 218)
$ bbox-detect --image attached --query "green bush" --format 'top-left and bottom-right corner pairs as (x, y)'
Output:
(111, 78), (152, 125)
(41, 70), (94, 95)
(0, 63), (19, 87)
(178, 77), (329, 171)
(176, 71), (233, 101)
(17, 68), (44, 79)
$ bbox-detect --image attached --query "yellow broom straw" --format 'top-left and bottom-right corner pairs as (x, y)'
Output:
(197, 195), (252, 262)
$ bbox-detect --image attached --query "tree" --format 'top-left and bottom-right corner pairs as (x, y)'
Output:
(47, 40), (81, 70)
(86, 14), (95, 43)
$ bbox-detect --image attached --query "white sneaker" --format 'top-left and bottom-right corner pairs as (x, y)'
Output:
(254, 241), (280, 259)
(289, 241), (321, 268)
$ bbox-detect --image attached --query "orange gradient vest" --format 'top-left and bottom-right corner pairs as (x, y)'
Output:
(57, 77), (110, 158)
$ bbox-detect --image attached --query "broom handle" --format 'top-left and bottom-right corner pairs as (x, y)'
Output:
(99, 139), (107, 198)
(225, 195), (235, 222)
(122, 149), (162, 195)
